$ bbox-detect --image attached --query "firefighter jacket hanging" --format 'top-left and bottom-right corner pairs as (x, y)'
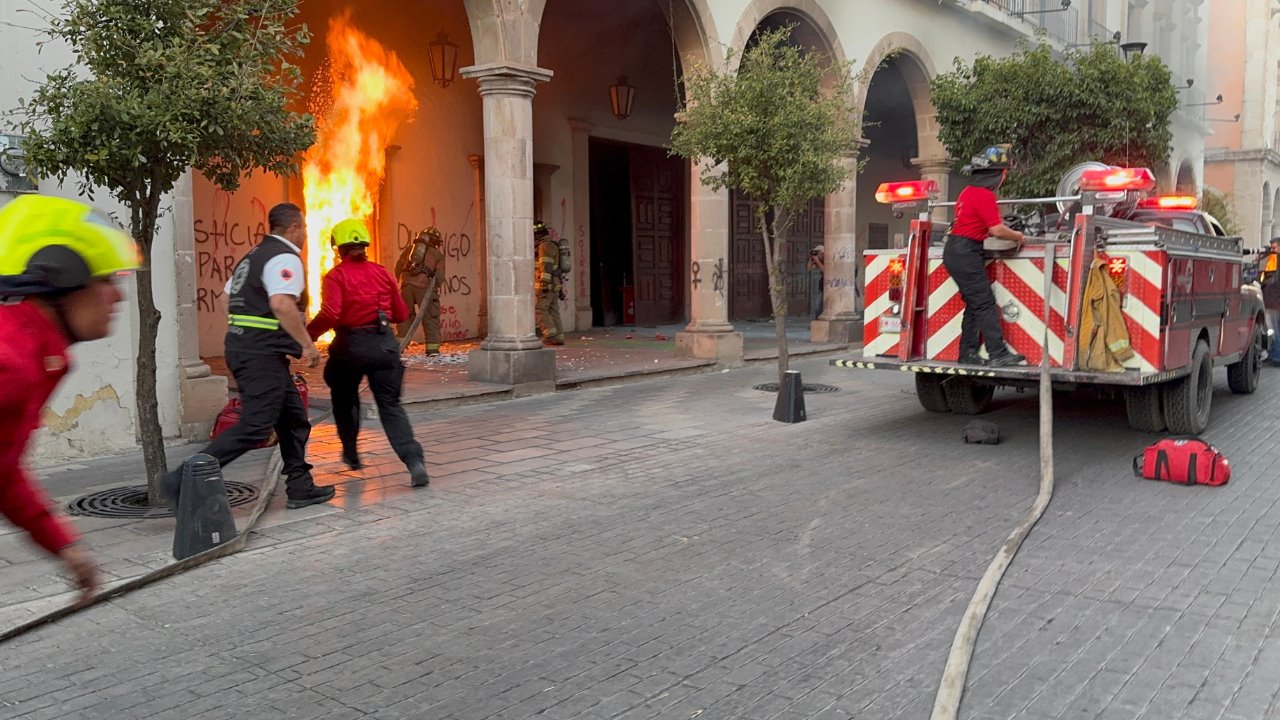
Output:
(1079, 255), (1135, 372)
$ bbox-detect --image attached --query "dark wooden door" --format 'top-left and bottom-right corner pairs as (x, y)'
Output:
(730, 192), (824, 320)
(630, 147), (683, 325)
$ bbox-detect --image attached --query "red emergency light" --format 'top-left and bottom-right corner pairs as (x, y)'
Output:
(1078, 167), (1157, 193)
(1137, 195), (1199, 210)
(875, 180), (938, 204)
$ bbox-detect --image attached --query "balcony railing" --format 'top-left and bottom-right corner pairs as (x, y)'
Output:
(1086, 18), (1113, 42)
(974, 0), (1080, 46)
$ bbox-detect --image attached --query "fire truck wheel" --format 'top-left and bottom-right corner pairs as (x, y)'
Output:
(943, 377), (994, 415)
(1227, 322), (1264, 394)
(1163, 339), (1213, 434)
(915, 374), (951, 413)
(1123, 385), (1166, 433)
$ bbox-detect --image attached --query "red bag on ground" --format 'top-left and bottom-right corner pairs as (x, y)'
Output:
(1133, 438), (1230, 486)
(210, 373), (309, 448)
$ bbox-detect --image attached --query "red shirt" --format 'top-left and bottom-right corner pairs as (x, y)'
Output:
(951, 185), (1003, 242)
(307, 258), (409, 339)
(0, 301), (78, 555)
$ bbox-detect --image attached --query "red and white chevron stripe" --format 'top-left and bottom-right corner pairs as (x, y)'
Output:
(1110, 249), (1164, 373)
(862, 252), (901, 357)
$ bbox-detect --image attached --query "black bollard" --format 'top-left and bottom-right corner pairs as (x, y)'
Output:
(172, 454), (239, 560)
(772, 370), (807, 423)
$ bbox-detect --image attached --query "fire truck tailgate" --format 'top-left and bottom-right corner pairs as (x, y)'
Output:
(829, 356), (1192, 386)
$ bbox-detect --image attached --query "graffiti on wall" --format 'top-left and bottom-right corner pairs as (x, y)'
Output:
(194, 193), (267, 313)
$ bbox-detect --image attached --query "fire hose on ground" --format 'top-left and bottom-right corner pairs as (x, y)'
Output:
(930, 240), (1058, 719)
(0, 277), (439, 643)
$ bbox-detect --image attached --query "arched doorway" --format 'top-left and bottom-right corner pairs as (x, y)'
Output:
(1175, 160), (1196, 194)
(727, 8), (837, 321)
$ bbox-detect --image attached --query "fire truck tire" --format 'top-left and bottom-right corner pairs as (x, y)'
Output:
(1227, 322), (1264, 394)
(1163, 340), (1213, 434)
(1124, 385), (1165, 433)
(943, 377), (994, 415)
(915, 374), (951, 413)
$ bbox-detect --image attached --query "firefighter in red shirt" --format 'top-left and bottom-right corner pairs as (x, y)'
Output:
(308, 219), (429, 487)
(945, 144), (1027, 367)
(0, 194), (140, 607)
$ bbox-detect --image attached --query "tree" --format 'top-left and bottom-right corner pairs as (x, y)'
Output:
(18, 0), (316, 506)
(670, 26), (861, 383)
(931, 40), (1178, 198)
(1201, 188), (1242, 237)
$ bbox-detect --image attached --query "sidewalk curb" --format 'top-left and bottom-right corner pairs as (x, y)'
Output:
(0, 451), (284, 643)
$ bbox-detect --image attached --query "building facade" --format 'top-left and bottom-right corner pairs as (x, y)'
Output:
(1204, 0), (1280, 248)
(0, 0), (1208, 463)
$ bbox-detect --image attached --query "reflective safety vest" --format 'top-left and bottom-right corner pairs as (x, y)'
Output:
(224, 236), (307, 357)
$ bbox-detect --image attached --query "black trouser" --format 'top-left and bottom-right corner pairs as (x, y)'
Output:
(324, 328), (423, 465)
(942, 235), (1008, 357)
(204, 350), (316, 498)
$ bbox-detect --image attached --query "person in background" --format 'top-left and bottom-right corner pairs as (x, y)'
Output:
(0, 194), (140, 606)
(396, 227), (445, 355)
(161, 202), (334, 510)
(534, 220), (565, 346)
(1261, 237), (1280, 366)
(807, 245), (825, 319)
(309, 219), (429, 487)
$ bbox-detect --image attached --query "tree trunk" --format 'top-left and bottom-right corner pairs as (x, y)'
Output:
(135, 183), (167, 507)
(758, 205), (790, 384)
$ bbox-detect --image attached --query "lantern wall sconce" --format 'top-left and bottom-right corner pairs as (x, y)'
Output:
(1120, 41), (1147, 60)
(429, 32), (460, 88)
(610, 76), (636, 120)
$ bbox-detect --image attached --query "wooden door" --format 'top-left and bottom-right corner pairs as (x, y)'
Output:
(630, 148), (683, 325)
(730, 192), (824, 320)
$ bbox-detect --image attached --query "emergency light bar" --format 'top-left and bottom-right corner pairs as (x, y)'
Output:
(875, 179), (939, 204)
(1078, 167), (1157, 193)
(1137, 195), (1198, 210)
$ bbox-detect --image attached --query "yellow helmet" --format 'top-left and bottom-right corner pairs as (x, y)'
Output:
(0, 194), (139, 297)
(330, 218), (371, 247)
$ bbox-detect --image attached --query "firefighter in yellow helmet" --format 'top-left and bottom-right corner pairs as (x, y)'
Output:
(534, 220), (564, 345)
(0, 194), (141, 607)
(395, 227), (445, 355)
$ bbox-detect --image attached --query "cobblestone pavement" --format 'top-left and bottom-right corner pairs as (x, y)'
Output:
(4, 356), (1280, 720)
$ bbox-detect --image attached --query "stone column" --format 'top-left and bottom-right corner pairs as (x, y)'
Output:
(568, 118), (594, 330)
(468, 154), (488, 337)
(172, 170), (227, 439)
(811, 154), (860, 345)
(676, 161), (743, 365)
(912, 155), (952, 223)
(460, 63), (556, 387)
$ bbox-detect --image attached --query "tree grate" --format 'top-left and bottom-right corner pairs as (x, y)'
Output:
(66, 482), (259, 519)
(752, 383), (839, 393)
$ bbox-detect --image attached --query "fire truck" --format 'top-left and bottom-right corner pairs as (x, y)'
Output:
(832, 164), (1268, 434)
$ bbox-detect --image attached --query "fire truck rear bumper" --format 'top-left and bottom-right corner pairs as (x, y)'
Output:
(829, 357), (1192, 387)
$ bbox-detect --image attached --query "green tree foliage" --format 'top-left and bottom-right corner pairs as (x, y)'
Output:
(18, 0), (316, 504)
(931, 40), (1178, 197)
(1200, 188), (1241, 237)
(670, 26), (861, 381)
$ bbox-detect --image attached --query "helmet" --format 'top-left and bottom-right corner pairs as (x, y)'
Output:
(330, 218), (371, 248)
(418, 226), (442, 244)
(970, 144), (1014, 171)
(0, 194), (138, 298)
(533, 220), (549, 238)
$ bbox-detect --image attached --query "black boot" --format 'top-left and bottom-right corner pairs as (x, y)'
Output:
(286, 485), (336, 509)
(958, 352), (986, 365)
(987, 351), (1027, 368)
(341, 448), (362, 470)
(408, 459), (430, 488)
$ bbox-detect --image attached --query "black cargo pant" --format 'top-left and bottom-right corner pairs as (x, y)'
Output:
(203, 350), (317, 499)
(324, 327), (424, 465)
(942, 235), (1008, 358)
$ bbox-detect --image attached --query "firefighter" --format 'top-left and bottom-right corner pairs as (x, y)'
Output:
(161, 203), (334, 510)
(534, 220), (565, 346)
(396, 227), (445, 355)
(1261, 238), (1280, 366)
(945, 144), (1027, 367)
(0, 194), (140, 606)
(308, 219), (429, 487)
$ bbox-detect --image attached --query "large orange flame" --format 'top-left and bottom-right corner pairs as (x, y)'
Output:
(303, 11), (418, 316)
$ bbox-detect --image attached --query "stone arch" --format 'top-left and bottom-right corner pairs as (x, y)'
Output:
(729, 0), (848, 71)
(1175, 159), (1196, 194)
(859, 32), (941, 160)
(1270, 186), (1280, 242)
(1263, 181), (1273, 242)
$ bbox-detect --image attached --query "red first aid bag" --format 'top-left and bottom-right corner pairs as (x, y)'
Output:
(1132, 438), (1231, 486)
(210, 372), (309, 448)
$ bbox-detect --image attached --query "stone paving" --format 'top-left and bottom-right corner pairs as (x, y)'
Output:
(4, 355), (1280, 719)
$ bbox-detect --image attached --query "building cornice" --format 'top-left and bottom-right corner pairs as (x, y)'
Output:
(1204, 148), (1280, 167)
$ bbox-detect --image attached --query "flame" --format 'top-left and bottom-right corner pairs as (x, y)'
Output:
(302, 11), (418, 316)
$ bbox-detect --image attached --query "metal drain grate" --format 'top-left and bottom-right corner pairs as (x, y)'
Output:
(753, 382), (839, 393)
(67, 482), (259, 519)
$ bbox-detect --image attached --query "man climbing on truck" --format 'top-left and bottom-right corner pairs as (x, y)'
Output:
(945, 143), (1028, 367)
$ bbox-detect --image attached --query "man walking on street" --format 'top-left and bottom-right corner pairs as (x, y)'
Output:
(534, 220), (564, 346)
(396, 227), (445, 355)
(1262, 238), (1280, 366)
(162, 202), (334, 509)
(0, 195), (140, 606)
(309, 219), (429, 487)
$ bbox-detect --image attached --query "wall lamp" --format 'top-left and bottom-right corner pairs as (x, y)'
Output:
(610, 76), (636, 121)
(1184, 94), (1224, 108)
(1207, 113), (1242, 123)
(1120, 41), (1148, 59)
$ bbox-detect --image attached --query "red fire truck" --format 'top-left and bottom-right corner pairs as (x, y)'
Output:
(832, 165), (1268, 434)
